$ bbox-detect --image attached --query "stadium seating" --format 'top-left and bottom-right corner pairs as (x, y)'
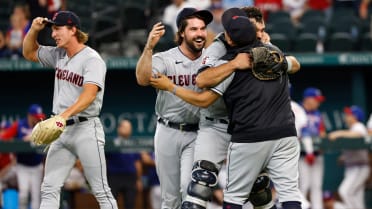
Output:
(267, 10), (291, 25)
(293, 33), (318, 52)
(326, 32), (355, 52)
(300, 9), (326, 24)
(270, 33), (292, 52)
(360, 32), (372, 51)
(298, 17), (327, 41)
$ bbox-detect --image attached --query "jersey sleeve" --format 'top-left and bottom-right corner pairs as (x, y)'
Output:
(209, 59), (233, 96)
(152, 53), (167, 75)
(37, 45), (59, 68)
(351, 123), (369, 137)
(211, 73), (234, 96)
(0, 122), (18, 140)
(198, 39), (227, 74)
(83, 58), (106, 90)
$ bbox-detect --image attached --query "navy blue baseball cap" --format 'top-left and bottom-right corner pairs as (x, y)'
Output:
(28, 104), (46, 120)
(344, 105), (365, 122)
(176, 7), (213, 28)
(221, 7), (256, 46)
(44, 11), (81, 29)
(303, 87), (325, 102)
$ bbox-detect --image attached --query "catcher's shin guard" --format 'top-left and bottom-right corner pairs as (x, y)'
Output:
(181, 160), (219, 209)
(249, 172), (274, 209)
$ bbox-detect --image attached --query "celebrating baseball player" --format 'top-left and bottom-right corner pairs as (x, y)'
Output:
(136, 7), (213, 209)
(22, 11), (118, 209)
(189, 7), (301, 209)
(150, 7), (301, 209)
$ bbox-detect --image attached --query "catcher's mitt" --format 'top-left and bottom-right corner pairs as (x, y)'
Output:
(31, 115), (66, 145)
(250, 46), (286, 80)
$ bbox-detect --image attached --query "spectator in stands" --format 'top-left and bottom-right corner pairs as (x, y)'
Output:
(140, 151), (161, 209)
(5, 3), (31, 59)
(47, 0), (66, 17)
(283, 0), (306, 25)
(188, 0), (211, 10)
(306, 0), (332, 22)
(299, 87), (327, 209)
(106, 119), (143, 209)
(254, 0), (283, 21)
(222, 0), (253, 9)
(328, 105), (370, 209)
(206, 0), (224, 46)
(162, 0), (194, 35)
(0, 104), (46, 209)
(359, 0), (372, 20)
(0, 30), (10, 58)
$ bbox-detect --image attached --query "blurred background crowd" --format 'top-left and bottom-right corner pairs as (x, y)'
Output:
(0, 0), (372, 58)
(0, 0), (372, 209)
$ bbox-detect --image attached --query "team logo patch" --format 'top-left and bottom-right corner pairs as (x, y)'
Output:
(202, 56), (209, 65)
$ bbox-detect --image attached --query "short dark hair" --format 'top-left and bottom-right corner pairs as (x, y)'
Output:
(241, 7), (264, 23)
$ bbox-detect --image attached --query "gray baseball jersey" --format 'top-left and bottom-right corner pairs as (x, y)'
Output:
(153, 47), (201, 124)
(152, 47), (202, 208)
(193, 40), (231, 170)
(37, 45), (118, 209)
(38, 46), (105, 117)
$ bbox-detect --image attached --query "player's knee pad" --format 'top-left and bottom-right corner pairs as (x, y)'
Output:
(191, 160), (219, 188)
(249, 172), (273, 208)
(182, 160), (219, 209)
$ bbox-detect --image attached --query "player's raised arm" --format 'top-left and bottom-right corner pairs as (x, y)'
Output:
(23, 17), (48, 62)
(136, 22), (165, 86)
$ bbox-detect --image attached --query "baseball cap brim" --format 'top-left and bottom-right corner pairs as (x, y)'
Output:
(176, 8), (213, 28)
(193, 10), (213, 25)
(43, 19), (55, 27)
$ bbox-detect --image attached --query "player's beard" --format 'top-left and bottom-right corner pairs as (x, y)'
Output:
(184, 35), (205, 53)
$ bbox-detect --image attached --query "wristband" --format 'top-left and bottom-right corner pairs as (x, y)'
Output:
(286, 57), (292, 72)
(172, 86), (178, 95)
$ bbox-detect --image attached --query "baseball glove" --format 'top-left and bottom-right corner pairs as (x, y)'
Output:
(250, 46), (286, 80)
(31, 115), (66, 145)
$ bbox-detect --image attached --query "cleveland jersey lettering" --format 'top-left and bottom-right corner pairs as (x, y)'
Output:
(167, 74), (197, 86)
(55, 67), (83, 86)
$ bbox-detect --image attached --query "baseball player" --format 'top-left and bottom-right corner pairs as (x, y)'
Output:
(328, 105), (370, 209)
(135, 7), (213, 209)
(0, 104), (45, 209)
(195, 6), (300, 89)
(22, 11), (118, 209)
(199, 8), (301, 209)
(298, 87), (326, 209)
(150, 8), (301, 209)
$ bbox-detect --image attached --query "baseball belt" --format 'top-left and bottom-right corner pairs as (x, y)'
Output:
(157, 117), (199, 132)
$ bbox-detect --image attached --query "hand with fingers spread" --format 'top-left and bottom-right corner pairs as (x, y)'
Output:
(145, 22), (166, 50)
